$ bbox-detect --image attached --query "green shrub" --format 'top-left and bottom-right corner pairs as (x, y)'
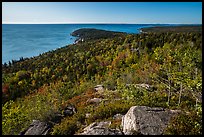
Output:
(2, 100), (30, 135)
(51, 111), (86, 135)
(51, 117), (79, 135)
(164, 106), (202, 135)
(88, 100), (132, 123)
(16, 70), (30, 80)
(139, 91), (169, 108)
(2, 84), (63, 135)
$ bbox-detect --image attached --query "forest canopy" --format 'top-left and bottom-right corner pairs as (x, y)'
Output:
(140, 25), (202, 33)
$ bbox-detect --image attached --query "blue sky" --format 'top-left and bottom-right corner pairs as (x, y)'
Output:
(2, 2), (202, 24)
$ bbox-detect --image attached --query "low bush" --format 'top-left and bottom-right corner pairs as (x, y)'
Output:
(88, 100), (133, 123)
(50, 110), (86, 135)
(164, 105), (202, 135)
(2, 83), (63, 135)
(51, 117), (79, 135)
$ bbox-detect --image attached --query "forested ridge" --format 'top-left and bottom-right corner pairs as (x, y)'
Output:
(2, 27), (202, 135)
(140, 25), (202, 33)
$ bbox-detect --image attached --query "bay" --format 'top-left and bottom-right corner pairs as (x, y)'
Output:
(2, 24), (176, 64)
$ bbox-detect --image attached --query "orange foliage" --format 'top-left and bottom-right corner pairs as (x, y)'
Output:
(65, 88), (96, 109)
(2, 84), (9, 98)
(2, 84), (9, 94)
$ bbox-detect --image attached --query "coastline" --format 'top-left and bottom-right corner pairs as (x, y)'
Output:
(71, 28), (126, 44)
(2, 24), (149, 64)
(2, 24), (202, 64)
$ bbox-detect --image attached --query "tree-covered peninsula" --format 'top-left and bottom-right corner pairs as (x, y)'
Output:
(71, 28), (126, 42)
(2, 26), (202, 135)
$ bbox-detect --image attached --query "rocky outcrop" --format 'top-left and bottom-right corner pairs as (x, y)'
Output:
(19, 120), (51, 135)
(78, 121), (123, 135)
(52, 105), (77, 123)
(19, 105), (77, 135)
(135, 83), (152, 90)
(85, 113), (91, 118)
(126, 83), (155, 91)
(87, 98), (103, 104)
(121, 106), (180, 135)
(94, 85), (104, 92)
(74, 38), (84, 44)
(63, 105), (77, 117)
(113, 114), (124, 120)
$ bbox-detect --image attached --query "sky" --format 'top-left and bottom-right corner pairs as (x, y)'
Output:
(2, 2), (202, 24)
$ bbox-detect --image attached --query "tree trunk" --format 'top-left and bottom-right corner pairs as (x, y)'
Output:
(167, 74), (171, 106)
(178, 83), (182, 105)
(196, 98), (198, 109)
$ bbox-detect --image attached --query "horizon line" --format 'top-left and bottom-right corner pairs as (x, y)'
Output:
(2, 22), (202, 25)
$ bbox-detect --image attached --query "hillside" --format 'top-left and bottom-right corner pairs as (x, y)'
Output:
(2, 27), (202, 135)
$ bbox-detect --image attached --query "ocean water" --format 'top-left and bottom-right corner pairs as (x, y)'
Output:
(2, 24), (174, 64)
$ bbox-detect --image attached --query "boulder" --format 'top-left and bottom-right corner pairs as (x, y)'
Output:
(94, 85), (104, 92)
(135, 83), (151, 89)
(121, 106), (180, 135)
(87, 98), (102, 104)
(79, 121), (123, 135)
(63, 105), (77, 117)
(85, 113), (91, 118)
(126, 83), (155, 91)
(20, 120), (50, 135)
(113, 114), (124, 120)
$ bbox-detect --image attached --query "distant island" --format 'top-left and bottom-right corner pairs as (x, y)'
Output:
(140, 25), (202, 33)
